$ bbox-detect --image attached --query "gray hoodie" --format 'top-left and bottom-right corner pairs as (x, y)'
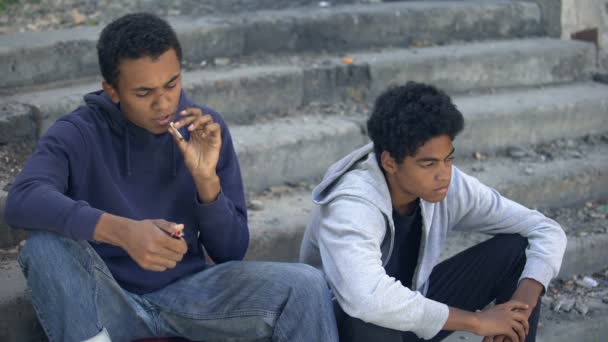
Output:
(299, 143), (567, 339)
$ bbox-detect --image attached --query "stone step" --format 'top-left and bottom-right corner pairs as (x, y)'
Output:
(94, 0), (365, 17)
(246, 138), (608, 262)
(233, 114), (368, 194)
(232, 82), (608, 193)
(0, 258), (45, 342)
(0, 0), (543, 89)
(3, 38), (595, 136)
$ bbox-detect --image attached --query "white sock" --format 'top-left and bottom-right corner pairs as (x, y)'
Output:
(82, 327), (112, 342)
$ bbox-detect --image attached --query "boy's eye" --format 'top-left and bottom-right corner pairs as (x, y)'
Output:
(421, 162), (435, 168)
(166, 83), (176, 89)
(135, 91), (149, 97)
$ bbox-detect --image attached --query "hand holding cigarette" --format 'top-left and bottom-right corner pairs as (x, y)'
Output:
(167, 107), (222, 181)
(169, 121), (184, 140)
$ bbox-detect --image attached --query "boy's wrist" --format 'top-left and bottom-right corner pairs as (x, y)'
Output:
(93, 213), (133, 249)
(193, 173), (221, 203)
(469, 310), (482, 335)
(512, 278), (544, 310)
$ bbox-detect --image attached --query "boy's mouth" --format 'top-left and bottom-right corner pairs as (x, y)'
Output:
(156, 114), (173, 126)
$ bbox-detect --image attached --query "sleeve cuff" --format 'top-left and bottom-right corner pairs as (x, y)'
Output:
(519, 257), (556, 290)
(195, 191), (230, 227)
(65, 202), (104, 241)
(417, 299), (450, 340)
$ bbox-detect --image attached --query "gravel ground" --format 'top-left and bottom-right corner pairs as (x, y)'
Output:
(468, 133), (608, 163)
(0, 140), (35, 192)
(466, 133), (608, 174)
(542, 267), (608, 323)
(542, 200), (608, 236)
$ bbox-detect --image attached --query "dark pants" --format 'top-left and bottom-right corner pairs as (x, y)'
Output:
(335, 234), (541, 342)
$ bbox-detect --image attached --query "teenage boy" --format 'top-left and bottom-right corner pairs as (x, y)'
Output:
(5, 13), (337, 342)
(300, 82), (566, 342)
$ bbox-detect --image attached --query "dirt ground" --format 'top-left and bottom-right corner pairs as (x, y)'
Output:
(0, 140), (35, 191)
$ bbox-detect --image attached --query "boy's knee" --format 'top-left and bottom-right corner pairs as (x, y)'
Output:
(489, 234), (529, 260)
(19, 231), (90, 272)
(19, 232), (62, 261)
(289, 264), (328, 292)
(501, 234), (528, 250)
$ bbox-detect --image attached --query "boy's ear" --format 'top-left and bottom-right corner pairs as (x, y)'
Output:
(102, 81), (120, 104)
(381, 151), (397, 175)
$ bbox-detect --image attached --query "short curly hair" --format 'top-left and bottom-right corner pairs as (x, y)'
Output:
(367, 82), (464, 165)
(97, 13), (183, 88)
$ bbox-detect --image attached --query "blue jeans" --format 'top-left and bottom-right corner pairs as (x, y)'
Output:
(18, 232), (338, 342)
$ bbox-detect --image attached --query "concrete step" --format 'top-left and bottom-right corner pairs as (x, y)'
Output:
(233, 114), (368, 194)
(0, 0), (543, 89)
(246, 137), (608, 262)
(232, 82), (608, 193)
(92, 0), (366, 17)
(0, 258), (45, 342)
(453, 82), (608, 156)
(3, 38), (595, 135)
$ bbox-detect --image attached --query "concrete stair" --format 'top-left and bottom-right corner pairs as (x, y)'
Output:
(231, 81), (608, 193)
(0, 1), (543, 89)
(4, 38), (596, 130)
(1, 0), (608, 340)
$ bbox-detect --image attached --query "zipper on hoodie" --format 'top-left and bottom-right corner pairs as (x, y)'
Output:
(412, 203), (429, 291)
(382, 214), (395, 267)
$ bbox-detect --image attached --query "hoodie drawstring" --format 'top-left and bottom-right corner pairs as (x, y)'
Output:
(124, 127), (132, 176)
(171, 139), (177, 177)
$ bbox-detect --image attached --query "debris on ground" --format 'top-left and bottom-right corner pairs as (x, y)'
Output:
(543, 268), (608, 322)
(0, 141), (35, 191)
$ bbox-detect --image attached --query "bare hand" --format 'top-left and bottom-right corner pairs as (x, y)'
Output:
(122, 219), (188, 272)
(168, 108), (222, 178)
(485, 305), (534, 342)
(486, 280), (541, 342)
(476, 301), (530, 342)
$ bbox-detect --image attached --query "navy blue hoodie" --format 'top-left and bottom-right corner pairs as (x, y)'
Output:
(4, 90), (249, 294)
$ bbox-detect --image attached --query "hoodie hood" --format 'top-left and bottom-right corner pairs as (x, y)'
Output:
(83, 89), (192, 176)
(312, 142), (392, 217)
(310, 142), (399, 268)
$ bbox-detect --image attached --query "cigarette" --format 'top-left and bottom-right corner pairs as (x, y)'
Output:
(170, 122), (184, 140)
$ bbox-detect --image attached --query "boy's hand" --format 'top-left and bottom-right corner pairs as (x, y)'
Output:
(168, 108), (222, 179)
(475, 301), (530, 342)
(122, 219), (188, 272)
(485, 279), (543, 342)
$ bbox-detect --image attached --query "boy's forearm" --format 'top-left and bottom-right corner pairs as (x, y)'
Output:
(93, 213), (133, 248)
(443, 307), (480, 335)
(511, 278), (544, 309)
(192, 172), (221, 204)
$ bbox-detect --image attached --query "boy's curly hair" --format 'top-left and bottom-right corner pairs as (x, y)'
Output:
(367, 82), (465, 165)
(97, 13), (182, 88)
